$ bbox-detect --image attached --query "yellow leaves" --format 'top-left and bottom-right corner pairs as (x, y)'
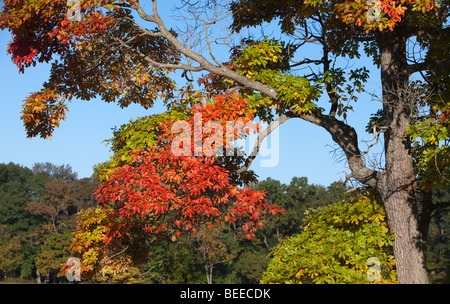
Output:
(372, 213), (385, 223)
(295, 269), (304, 279)
(21, 89), (69, 139)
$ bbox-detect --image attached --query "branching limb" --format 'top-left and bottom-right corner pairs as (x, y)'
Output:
(407, 58), (450, 75)
(128, 1), (385, 190)
(292, 109), (385, 190)
(113, 35), (204, 72)
(234, 113), (293, 175)
(129, 0), (278, 99)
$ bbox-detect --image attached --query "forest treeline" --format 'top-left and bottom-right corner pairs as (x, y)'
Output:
(0, 162), (448, 283)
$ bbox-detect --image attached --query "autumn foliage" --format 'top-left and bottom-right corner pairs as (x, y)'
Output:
(2, 0), (448, 284)
(66, 93), (284, 277)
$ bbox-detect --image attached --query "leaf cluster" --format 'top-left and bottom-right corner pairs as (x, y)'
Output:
(261, 189), (397, 284)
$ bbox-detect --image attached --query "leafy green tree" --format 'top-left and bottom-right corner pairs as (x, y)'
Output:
(261, 189), (397, 284)
(35, 229), (73, 283)
(141, 237), (205, 284)
(0, 163), (47, 236)
(32, 162), (78, 184)
(253, 177), (347, 244)
(71, 177), (99, 211)
(231, 249), (268, 284)
(425, 188), (450, 283)
(252, 178), (294, 243)
(0, 162), (99, 282)
(0, 236), (25, 280)
(216, 177), (347, 283)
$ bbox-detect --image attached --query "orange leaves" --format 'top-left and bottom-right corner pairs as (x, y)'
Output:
(21, 88), (68, 138)
(335, 0), (438, 32)
(163, 92), (259, 157)
(96, 144), (270, 236)
(92, 92), (284, 243)
(67, 92), (284, 277)
(3, 1), (181, 139)
(1, 0), (124, 72)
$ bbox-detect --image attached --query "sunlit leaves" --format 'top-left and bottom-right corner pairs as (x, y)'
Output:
(231, 0), (438, 35)
(217, 39), (323, 116)
(334, 0), (438, 32)
(407, 116), (450, 190)
(261, 189), (397, 284)
(1, 0), (180, 138)
(21, 88), (68, 139)
(69, 92), (285, 278)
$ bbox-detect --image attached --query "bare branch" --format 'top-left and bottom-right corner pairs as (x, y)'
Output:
(113, 35), (204, 72)
(407, 58), (450, 74)
(203, 19), (224, 67)
(292, 110), (384, 189)
(129, 1), (279, 98)
(234, 113), (293, 175)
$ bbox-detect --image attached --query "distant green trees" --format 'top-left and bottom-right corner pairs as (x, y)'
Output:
(136, 177), (348, 284)
(0, 162), (448, 283)
(0, 162), (98, 282)
(425, 188), (450, 283)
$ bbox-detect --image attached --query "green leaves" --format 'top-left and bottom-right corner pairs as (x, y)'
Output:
(407, 116), (450, 190)
(95, 108), (189, 180)
(261, 189), (397, 284)
(234, 39), (283, 69)
(233, 39), (322, 115)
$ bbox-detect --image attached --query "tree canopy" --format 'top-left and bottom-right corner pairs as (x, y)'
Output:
(1, 0), (449, 283)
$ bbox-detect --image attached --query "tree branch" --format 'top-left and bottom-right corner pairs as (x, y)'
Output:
(407, 58), (450, 74)
(113, 36), (204, 72)
(130, 0), (278, 99)
(233, 113), (293, 175)
(292, 110), (385, 190)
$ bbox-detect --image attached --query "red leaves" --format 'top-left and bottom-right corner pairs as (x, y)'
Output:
(335, 0), (437, 32)
(439, 112), (449, 122)
(0, 0), (116, 72)
(95, 146), (279, 238)
(94, 93), (284, 242)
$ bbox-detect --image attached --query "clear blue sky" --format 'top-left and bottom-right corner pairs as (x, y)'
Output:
(0, 2), (383, 186)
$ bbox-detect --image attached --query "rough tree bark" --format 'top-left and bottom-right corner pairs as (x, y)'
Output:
(377, 28), (428, 284)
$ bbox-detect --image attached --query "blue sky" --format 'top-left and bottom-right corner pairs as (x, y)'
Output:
(0, 2), (383, 186)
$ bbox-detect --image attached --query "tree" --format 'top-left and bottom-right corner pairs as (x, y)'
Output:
(71, 177), (99, 211)
(261, 189), (397, 284)
(193, 225), (236, 284)
(1, 0), (449, 283)
(423, 187), (450, 283)
(0, 163), (47, 236)
(0, 236), (25, 280)
(26, 178), (73, 232)
(252, 177), (346, 243)
(67, 93), (284, 279)
(35, 229), (73, 283)
(229, 1), (449, 284)
(32, 162), (78, 183)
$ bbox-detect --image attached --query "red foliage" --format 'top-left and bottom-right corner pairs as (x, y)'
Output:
(0, 0), (116, 72)
(95, 93), (284, 242)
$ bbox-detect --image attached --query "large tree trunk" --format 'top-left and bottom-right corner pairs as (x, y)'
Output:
(378, 29), (429, 284)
